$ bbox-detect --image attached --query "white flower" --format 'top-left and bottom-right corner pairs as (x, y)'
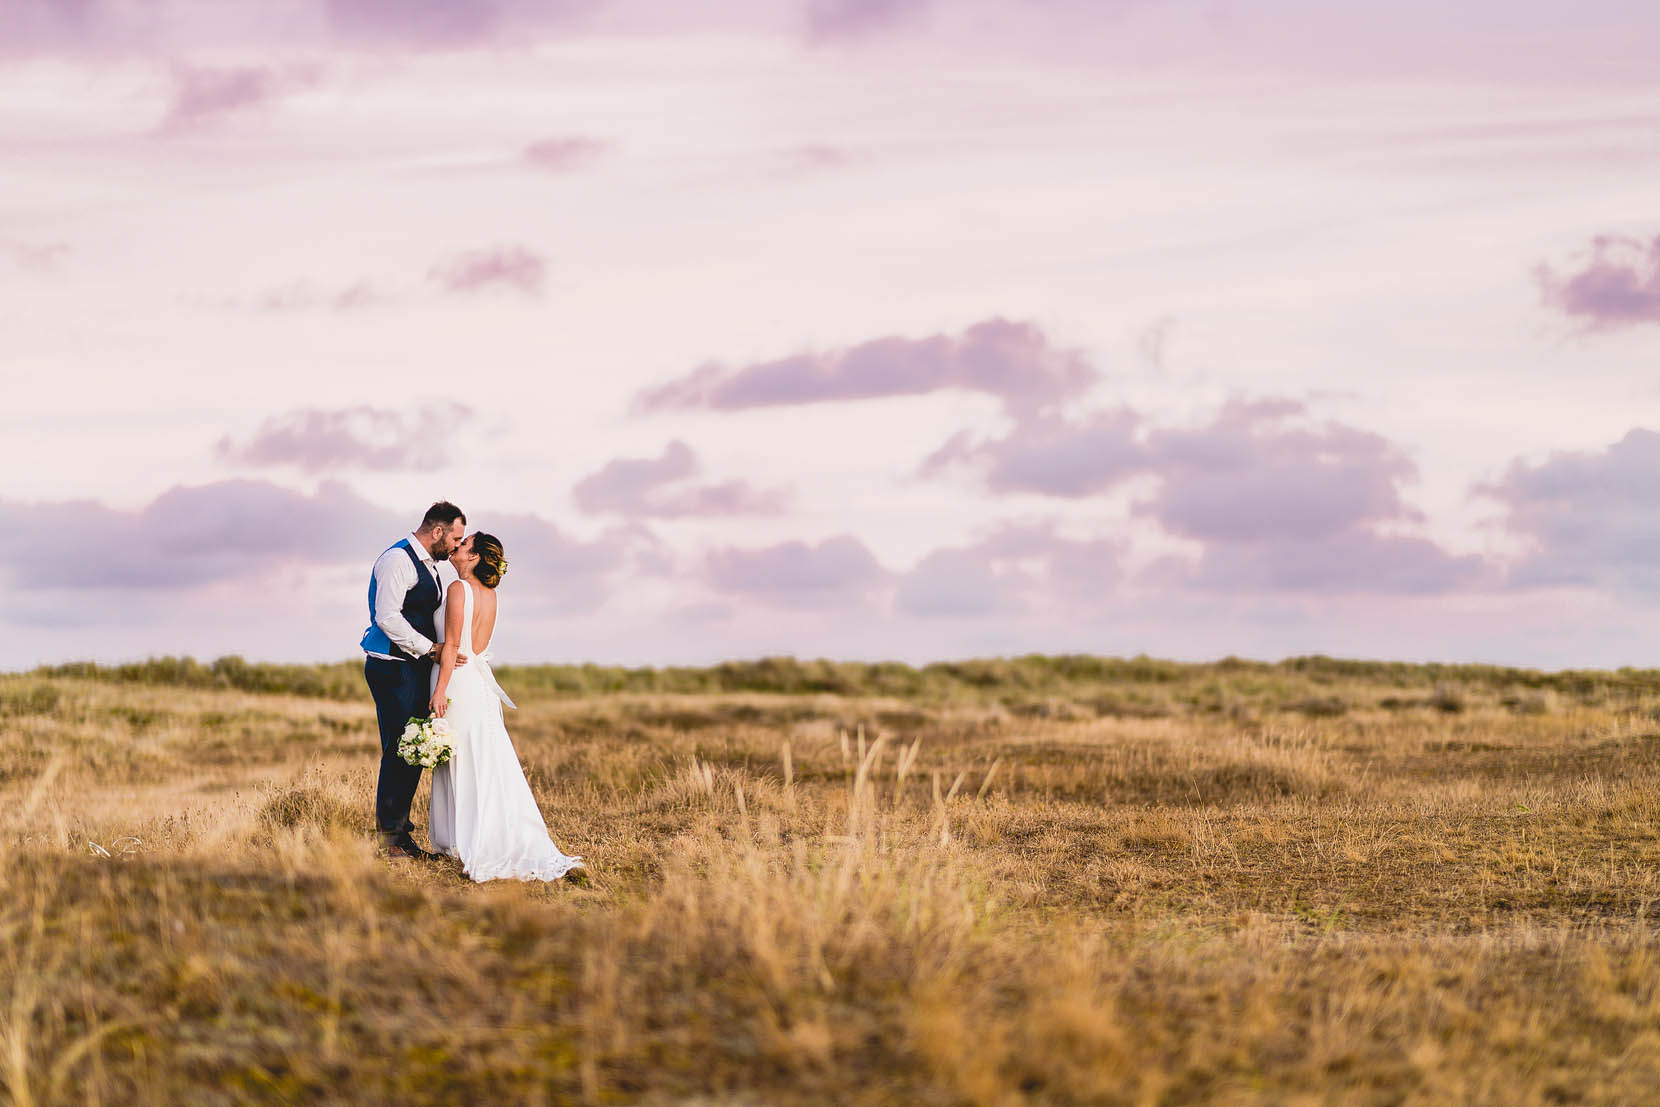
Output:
(397, 714), (455, 769)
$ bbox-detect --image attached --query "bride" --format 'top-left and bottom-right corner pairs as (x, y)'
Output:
(427, 532), (584, 883)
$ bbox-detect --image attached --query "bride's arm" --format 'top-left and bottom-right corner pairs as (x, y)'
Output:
(430, 581), (466, 717)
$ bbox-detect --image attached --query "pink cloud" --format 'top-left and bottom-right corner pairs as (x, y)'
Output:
(923, 409), (1145, 497)
(0, 481), (642, 626)
(788, 144), (850, 170)
(322, 0), (601, 50)
(162, 66), (278, 130)
(635, 318), (1098, 418)
(930, 395), (1482, 595)
(455, 510), (647, 616)
(522, 136), (609, 171)
(234, 280), (384, 314)
(926, 397), (1418, 536)
(578, 439), (698, 498)
(0, 240), (69, 271)
(1137, 400), (1417, 543)
(806, 0), (929, 42)
(0, 0), (600, 55)
(216, 403), (473, 473)
(4, 1), (1658, 92)
(670, 482), (790, 517)
(1135, 402), (1483, 594)
(1149, 531), (1485, 597)
(896, 547), (1018, 617)
(1537, 233), (1660, 331)
(324, 0), (499, 48)
(1479, 428), (1660, 593)
(0, 0), (124, 54)
(897, 523), (1121, 616)
(431, 246), (547, 295)
(0, 480), (402, 590)
(573, 441), (788, 518)
(158, 64), (323, 133)
(706, 536), (886, 608)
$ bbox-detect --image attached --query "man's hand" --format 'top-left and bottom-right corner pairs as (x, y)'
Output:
(427, 644), (467, 667)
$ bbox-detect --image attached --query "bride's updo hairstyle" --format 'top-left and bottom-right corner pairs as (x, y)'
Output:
(472, 533), (508, 589)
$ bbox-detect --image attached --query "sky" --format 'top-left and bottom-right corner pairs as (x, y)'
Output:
(4, 0), (1660, 670)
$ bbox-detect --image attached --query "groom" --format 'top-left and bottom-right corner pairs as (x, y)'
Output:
(362, 501), (468, 859)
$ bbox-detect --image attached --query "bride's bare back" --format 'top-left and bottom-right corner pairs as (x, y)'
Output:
(468, 582), (497, 655)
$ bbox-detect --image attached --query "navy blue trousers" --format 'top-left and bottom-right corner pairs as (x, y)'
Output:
(365, 656), (433, 836)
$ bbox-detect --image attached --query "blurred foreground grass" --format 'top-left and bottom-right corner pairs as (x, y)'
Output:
(6, 655), (1660, 1104)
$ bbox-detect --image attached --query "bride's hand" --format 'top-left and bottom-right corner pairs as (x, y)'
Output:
(454, 652), (468, 668)
(430, 691), (448, 718)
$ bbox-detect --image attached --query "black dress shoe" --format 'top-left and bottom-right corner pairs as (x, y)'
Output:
(381, 829), (434, 863)
(390, 832), (435, 861)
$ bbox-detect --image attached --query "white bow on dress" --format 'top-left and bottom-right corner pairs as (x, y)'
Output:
(471, 650), (517, 710)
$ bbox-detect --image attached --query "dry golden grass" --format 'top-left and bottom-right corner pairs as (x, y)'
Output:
(6, 660), (1660, 1104)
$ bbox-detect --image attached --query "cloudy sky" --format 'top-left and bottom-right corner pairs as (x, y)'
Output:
(5, 0), (1660, 669)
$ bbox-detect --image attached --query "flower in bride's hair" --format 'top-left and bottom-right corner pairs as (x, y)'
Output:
(498, 556), (509, 578)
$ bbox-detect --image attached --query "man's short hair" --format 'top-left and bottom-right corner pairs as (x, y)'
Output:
(421, 501), (466, 529)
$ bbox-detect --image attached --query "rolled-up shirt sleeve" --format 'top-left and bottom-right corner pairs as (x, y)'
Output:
(372, 548), (434, 659)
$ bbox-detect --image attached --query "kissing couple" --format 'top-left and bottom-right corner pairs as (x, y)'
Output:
(360, 501), (584, 883)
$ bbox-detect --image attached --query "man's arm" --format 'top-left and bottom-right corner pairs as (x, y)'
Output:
(372, 549), (436, 659)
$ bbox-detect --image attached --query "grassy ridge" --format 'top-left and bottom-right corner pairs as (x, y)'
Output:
(31, 652), (1660, 704)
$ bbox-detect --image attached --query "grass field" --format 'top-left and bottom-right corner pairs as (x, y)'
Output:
(5, 654), (1660, 1105)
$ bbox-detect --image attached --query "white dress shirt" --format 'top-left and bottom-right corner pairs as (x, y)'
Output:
(366, 533), (455, 661)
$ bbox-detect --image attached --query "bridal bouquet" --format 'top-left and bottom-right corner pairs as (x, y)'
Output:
(399, 715), (455, 768)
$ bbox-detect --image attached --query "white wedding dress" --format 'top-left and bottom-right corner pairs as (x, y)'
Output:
(429, 580), (583, 883)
